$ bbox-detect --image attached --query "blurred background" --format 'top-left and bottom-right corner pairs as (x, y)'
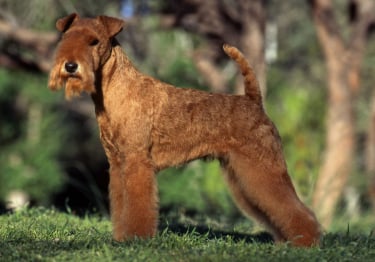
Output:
(0, 0), (374, 232)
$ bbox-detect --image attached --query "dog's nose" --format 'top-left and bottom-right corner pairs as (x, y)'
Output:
(65, 61), (78, 73)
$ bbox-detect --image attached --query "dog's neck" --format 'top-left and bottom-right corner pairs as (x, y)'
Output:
(91, 44), (140, 115)
(103, 45), (138, 88)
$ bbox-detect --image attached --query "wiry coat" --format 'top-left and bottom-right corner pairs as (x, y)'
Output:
(49, 13), (321, 247)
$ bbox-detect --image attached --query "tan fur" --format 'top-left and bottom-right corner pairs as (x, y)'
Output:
(48, 13), (321, 247)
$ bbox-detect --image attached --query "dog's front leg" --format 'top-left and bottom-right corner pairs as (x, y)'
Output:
(110, 154), (158, 241)
(108, 156), (127, 241)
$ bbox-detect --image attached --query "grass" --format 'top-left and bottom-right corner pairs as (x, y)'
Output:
(0, 208), (374, 261)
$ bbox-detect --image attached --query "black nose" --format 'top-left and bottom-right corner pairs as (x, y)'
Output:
(65, 61), (78, 73)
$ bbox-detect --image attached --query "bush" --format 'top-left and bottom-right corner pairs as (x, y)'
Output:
(158, 160), (236, 216)
(0, 69), (65, 205)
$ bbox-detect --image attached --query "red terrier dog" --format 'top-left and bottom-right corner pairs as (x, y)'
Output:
(49, 13), (321, 247)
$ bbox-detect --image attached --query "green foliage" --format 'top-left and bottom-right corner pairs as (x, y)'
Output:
(1, 208), (375, 261)
(266, 67), (326, 200)
(0, 69), (65, 203)
(158, 160), (236, 216)
(200, 161), (236, 215)
(158, 165), (205, 212)
(263, 3), (327, 201)
(0, 138), (64, 202)
(137, 17), (206, 90)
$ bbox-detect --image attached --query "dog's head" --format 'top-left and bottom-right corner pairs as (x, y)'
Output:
(48, 13), (125, 99)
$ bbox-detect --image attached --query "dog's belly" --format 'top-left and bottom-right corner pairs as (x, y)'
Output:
(150, 127), (225, 170)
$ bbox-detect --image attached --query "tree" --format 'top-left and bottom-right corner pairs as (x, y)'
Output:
(0, 19), (57, 72)
(366, 86), (375, 210)
(160, 0), (267, 96)
(309, 0), (375, 228)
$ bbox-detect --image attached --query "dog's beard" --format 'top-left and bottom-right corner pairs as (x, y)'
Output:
(48, 62), (96, 100)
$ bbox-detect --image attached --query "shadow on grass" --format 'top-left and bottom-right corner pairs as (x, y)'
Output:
(159, 222), (274, 244)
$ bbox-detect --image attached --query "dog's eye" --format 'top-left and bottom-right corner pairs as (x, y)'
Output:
(90, 39), (99, 46)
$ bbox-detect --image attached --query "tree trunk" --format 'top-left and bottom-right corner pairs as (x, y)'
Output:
(366, 90), (375, 209)
(309, 0), (355, 228)
(309, 0), (374, 228)
(312, 60), (355, 227)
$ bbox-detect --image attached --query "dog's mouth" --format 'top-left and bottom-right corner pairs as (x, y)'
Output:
(64, 73), (81, 81)
(62, 77), (83, 99)
(63, 72), (96, 99)
(48, 60), (96, 99)
(58, 73), (82, 88)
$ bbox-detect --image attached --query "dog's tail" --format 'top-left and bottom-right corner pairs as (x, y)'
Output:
(223, 44), (262, 103)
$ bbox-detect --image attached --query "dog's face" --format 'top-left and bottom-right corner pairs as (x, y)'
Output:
(48, 13), (124, 99)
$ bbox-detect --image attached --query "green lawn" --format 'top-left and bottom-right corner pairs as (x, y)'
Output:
(0, 208), (374, 261)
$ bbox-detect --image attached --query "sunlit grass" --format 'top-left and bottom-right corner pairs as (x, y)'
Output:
(0, 207), (374, 261)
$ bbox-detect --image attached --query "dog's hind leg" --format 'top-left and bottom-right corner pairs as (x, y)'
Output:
(222, 164), (284, 242)
(222, 151), (321, 247)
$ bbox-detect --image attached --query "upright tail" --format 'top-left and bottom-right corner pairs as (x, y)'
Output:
(223, 44), (262, 104)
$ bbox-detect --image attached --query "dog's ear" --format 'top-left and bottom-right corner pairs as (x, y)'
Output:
(56, 13), (79, 33)
(98, 15), (125, 38)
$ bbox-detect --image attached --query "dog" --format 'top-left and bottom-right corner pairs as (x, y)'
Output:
(48, 13), (321, 247)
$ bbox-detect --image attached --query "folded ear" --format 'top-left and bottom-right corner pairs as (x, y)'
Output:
(56, 13), (79, 32)
(98, 15), (125, 38)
